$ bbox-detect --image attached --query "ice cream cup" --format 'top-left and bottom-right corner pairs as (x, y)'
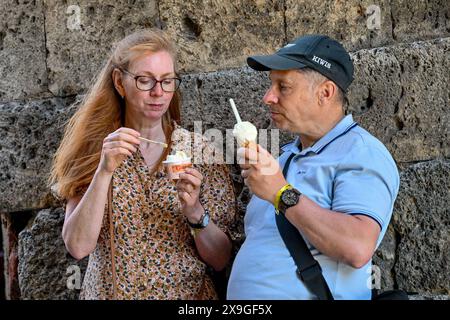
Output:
(238, 138), (256, 148)
(163, 158), (192, 180)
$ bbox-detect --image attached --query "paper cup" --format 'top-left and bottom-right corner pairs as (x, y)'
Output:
(237, 138), (256, 148)
(163, 159), (192, 180)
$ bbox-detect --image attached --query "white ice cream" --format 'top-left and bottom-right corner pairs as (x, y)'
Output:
(233, 121), (258, 147)
(163, 151), (190, 163)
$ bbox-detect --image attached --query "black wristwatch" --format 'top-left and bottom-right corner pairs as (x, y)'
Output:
(278, 187), (302, 216)
(188, 210), (210, 237)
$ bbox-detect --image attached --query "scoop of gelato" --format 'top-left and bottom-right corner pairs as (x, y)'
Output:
(233, 121), (257, 147)
(164, 151), (190, 163)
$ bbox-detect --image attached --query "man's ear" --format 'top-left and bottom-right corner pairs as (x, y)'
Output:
(317, 80), (336, 106)
(112, 68), (125, 98)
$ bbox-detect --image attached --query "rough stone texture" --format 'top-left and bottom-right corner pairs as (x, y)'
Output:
(391, 0), (450, 43)
(160, 0), (285, 73)
(180, 67), (271, 131)
(373, 225), (396, 290)
(45, 0), (159, 96)
(0, 0), (48, 102)
(286, 0), (450, 51)
(409, 293), (450, 300)
(0, 97), (78, 212)
(393, 160), (450, 294)
(348, 38), (450, 163)
(286, 0), (393, 51)
(18, 207), (88, 299)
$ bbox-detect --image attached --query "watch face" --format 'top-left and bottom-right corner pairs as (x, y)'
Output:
(201, 212), (210, 227)
(188, 210), (210, 229)
(282, 189), (299, 206)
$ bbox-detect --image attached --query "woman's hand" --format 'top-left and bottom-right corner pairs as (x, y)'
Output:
(176, 167), (204, 222)
(98, 127), (141, 174)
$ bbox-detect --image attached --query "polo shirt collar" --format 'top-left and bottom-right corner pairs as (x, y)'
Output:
(281, 136), (300, 153)
(281, 114), (356, 155)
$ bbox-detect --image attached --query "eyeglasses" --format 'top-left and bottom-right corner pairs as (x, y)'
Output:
(119, 68), (181, 92)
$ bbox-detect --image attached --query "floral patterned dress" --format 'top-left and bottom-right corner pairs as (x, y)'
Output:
(79, 125), (237, 299)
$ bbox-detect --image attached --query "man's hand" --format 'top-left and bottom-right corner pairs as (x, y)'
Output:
(237, 143), (287, 204)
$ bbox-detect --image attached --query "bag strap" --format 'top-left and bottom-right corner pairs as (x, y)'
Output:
(275, 153), (334, 300)
(108, 182), (118, 299)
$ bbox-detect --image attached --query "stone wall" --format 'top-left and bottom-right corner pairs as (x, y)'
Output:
(0, 0), (449, 299)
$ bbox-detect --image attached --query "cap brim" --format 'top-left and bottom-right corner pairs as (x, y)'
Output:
(247, 54), (307, 71)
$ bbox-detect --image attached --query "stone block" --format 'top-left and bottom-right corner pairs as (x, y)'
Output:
(393, 160), (450, 293)
(0, 97), (78, 212)
(0, 0), (47, 101)
(286, 0), (393, 51)
(408, 293), (450, 300)
(18, 207), (88, 299)
(180, 67), (271, 131)
(160, 0), (285, 73)
(391, 0), (450, 43)
(286, 0), (449, 51)
(348, 38), (450, 162)
(373, 225), (397, 290)
(45, 0), (159, 96)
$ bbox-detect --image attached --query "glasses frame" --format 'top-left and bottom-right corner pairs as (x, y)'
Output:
(118, 68), (182, 93)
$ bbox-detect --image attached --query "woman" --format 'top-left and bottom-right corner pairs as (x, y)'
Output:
(50, 29), (236, 299)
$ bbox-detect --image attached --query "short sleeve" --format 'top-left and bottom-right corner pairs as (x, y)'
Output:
(331, 146), (400, 233)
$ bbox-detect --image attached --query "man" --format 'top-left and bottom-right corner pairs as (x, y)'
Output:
(227, 35), (399, 300)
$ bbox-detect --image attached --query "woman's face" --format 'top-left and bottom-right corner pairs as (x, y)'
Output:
(122, 50), (176, 122)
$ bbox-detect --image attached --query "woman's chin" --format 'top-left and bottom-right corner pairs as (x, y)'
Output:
(142, 110), (166, 121)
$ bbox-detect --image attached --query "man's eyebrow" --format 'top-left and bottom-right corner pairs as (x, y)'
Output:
(269, 74), (293, 84)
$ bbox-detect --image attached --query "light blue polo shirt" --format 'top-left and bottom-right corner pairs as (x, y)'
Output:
(227, 114), (400, 300)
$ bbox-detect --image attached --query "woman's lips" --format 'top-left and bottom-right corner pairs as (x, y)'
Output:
(146, 103), (164, 110)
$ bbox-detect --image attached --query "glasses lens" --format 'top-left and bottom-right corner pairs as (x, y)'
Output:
(136, 77), (156, 91)
(161, 78), (180, 92)
(135, 77), (180, 92)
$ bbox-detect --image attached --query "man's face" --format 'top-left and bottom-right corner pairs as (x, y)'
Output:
(263, 69), (320, 135)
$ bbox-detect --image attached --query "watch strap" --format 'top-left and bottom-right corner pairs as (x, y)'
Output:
(187, 209), (209, 229)
(275, 183), (293, 213)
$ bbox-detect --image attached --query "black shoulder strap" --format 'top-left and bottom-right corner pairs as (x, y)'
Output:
(275, 153), (334, 300)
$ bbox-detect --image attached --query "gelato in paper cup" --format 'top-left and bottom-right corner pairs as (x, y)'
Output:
(163, 151), (192, 179)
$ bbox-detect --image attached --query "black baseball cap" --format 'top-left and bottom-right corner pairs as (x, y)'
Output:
(247, 34), (354, 92)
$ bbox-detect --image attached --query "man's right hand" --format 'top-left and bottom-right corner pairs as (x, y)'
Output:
(98, 127), (141, 174)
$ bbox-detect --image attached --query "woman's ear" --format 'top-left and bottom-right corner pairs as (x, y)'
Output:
(112, 68), (125, 98)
